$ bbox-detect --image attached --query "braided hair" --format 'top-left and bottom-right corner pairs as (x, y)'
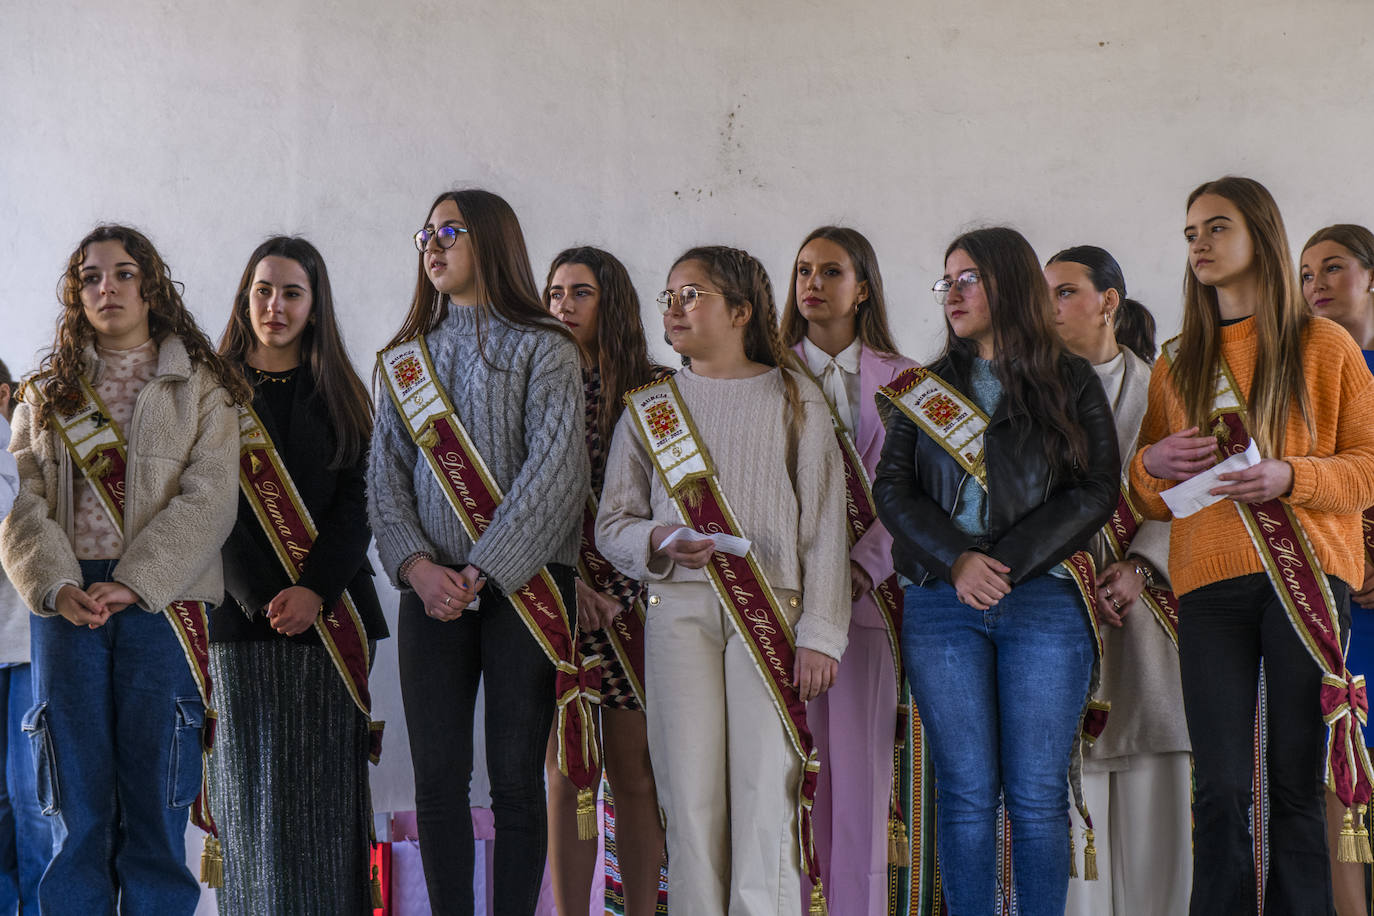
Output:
(671, 245), (804, 451)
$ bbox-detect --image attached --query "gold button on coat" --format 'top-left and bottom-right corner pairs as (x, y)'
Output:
(788, 596), (800, 607)
(648, 594), (660, 606)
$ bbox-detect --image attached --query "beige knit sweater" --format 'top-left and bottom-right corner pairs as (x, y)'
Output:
(595, 366), (851, 661)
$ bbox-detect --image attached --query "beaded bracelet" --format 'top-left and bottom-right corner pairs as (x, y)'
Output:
(398, 551), (434, 588)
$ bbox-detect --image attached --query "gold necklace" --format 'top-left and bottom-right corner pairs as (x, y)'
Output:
(250, 366), (298, 385)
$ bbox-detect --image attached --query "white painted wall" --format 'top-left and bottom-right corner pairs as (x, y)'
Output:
(5, 0), (1373, 907)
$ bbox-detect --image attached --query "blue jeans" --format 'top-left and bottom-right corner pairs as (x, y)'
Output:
(902, 574), (1094, 916)
(27, 559), (205, 916)
(0, 663), (47, 914)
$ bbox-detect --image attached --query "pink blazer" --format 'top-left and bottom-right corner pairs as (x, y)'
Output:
(792, 341), (919, 629)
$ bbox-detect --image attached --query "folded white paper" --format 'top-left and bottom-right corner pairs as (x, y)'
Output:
(1160, 439), (1262, 518)
(660, 526), (752, 557)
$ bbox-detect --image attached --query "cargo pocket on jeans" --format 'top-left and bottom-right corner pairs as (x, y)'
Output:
(167, 696), (205, 809)
(21, 702), (59, 816)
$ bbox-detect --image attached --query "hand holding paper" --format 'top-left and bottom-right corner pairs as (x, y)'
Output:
(1160, 440), (1261, 518)
(660, 526), (753, 557)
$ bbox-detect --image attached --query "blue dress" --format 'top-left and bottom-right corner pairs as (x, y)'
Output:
(1346, 350), (1374, 688)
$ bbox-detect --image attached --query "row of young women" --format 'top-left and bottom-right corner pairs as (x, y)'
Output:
(1, 175), (1372, 916)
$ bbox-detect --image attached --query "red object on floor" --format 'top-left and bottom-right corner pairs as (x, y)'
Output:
(371, 841), (393, 915)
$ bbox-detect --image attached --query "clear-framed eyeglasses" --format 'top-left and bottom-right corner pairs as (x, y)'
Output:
(932, 270), (981, 305)
(655, 284), (726, 314)
(413, 225), (470, 252)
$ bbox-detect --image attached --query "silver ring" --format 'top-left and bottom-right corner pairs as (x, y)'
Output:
(444, 595), (452, 607)
(1112, 598), (1122, 609)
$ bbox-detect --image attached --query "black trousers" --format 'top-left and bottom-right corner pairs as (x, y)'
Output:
(1179, 572), (1350, 916)
(398, 564), (574, 916)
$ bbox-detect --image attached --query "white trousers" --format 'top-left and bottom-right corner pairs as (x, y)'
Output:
(644, 581), (803, 916)
(1065, 751), (1194, 916)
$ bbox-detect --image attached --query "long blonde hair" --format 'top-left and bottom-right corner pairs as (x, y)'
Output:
(1172, 176), (1311, 456)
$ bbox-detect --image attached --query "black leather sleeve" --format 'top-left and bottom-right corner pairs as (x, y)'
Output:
(989, 361), (1121, 582)
(873, 410), (979, 584)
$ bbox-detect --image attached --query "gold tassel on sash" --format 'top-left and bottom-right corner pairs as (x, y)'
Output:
(1358, 804), (1374, 863)
(1068, 826), (1077, 879)
(887, 814), (908, 865)
(809, 881), (828, 916)
(200, 836), (223, 888)
(575, 786), (598, 841)
(371, 863), (383, 909)
(1083, 828), (1099, 881)
(1339, 807), (1363, 863)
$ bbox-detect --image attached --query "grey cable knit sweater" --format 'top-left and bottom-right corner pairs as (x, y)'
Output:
(366, 305), (589, 593)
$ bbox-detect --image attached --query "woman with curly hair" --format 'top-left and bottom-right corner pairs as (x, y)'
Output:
(0, 225), (245, 915)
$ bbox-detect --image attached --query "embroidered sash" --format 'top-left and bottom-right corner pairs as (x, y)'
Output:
(1102, 483), (1181, 646)
(47, 379), (219, 842)
(579, 494), (648, 706)
(878, 366), (1108, 878)
(624, 376), (829, 910)
(237, 406), (384, 762)
(379, 339), (601, 835)
(1160, 340), (1374, 815)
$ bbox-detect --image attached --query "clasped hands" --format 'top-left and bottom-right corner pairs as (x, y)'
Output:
(55, 581), (139, 628)
(410, 559), (485, 622)
(649, 523), (838, 702)
(1144, 426), (1293, 503)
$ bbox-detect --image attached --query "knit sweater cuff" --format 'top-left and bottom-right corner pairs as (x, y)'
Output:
(468, 531), (539, 595)
(796, 613), (848, 662)
(1129, 446), (1172, 520)
(377, 526), (438, 588)
(1285, 456), (1319, 507)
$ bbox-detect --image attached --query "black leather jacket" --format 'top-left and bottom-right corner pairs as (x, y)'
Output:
(873, 351), (1120, 587)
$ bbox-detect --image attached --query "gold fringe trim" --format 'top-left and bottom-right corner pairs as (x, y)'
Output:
(575, 787), (598, 841)
(371, 863), (383, 909)
(1083, 828), (1099, 881)
(809, 881), (828, 915)
(200, 835), (224, 888)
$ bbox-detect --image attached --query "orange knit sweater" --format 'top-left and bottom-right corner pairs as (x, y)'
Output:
(1129, 316), (1374, 596)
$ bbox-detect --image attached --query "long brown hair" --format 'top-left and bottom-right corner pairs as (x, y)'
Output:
(34, 224), (250, 427)
(1173, 176), (1311, 457)
(671, 245), (803, 444)
(942, 227), (1089, 475)
(379, 189), (571, 378)
(541, 246), (657, 447)
(780, 225), (900, 354)
(218, 236), (373, 468)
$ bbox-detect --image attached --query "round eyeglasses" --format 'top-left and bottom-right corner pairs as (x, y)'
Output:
(655, 284), (726, 314)
(414, 225), (470, 252)
(932, 270), (981, 305)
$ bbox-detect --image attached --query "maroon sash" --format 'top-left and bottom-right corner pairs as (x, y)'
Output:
(579, 495), (648, 706)
(1102, 485), (1180, 645)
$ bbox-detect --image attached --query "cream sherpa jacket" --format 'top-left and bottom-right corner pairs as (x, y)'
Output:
(1, 336), (239, 617)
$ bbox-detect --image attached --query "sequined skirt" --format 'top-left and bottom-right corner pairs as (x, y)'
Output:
(208, 640), (372, 915)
